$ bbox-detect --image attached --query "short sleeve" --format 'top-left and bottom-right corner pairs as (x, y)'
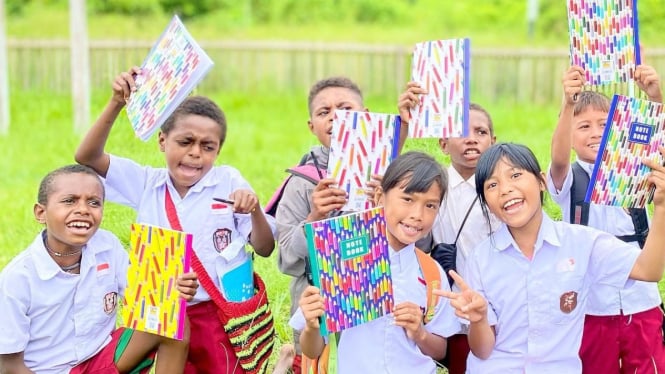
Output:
(105, 155), (150, 209)
(588, 232), (640, 288)
(546, 163), (573, 206)
(0, 267), (31, 353)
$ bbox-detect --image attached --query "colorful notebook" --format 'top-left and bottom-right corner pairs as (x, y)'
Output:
(126, 15), (214, 141)
(567, 0), (641, 86)
(122, 223), (193, 340)
(587, 94), (665, 208)
(328, 110), (401, 211)
(409, 38), (470, 139)
(305, 207), (394, 336)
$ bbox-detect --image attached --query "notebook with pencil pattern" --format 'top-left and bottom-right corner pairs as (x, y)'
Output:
(587, 94), (665, 208)
(122, 223), (193, 340)
(305, 207), (394, 336)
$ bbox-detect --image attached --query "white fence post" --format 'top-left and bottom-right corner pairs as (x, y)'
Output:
(69, 0), (90, 133)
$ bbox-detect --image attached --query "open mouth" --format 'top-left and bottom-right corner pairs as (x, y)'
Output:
(503, 198), (524, 212)
(464, 149), (480, 156)
(67, 220), (92, 231)
(399, 222), (422, 235)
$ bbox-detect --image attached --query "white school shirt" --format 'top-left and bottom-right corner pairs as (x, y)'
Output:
(464, 214), (640, 374)
(0, 229), (127, 374)
(290, 243), (459, 374)
(430, 166), (500, 290)
(546, 160), (661, 315)
(106, 155), (276, 304)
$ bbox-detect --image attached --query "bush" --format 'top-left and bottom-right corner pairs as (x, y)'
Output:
(91, 0), (160, 16)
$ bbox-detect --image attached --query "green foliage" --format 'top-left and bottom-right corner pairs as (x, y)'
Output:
(158, 0), (223, 19)
(91, 0), (161, 16)
(6, 0), (32, 15)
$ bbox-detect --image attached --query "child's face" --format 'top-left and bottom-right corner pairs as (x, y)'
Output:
(440, 110), (495, 179)
(377, 180), (441, 250)
(482, 157), (544, 232)
(572, 108), (607, 164)
(158, 114), (223, 197)
(308, 87), (365, 148)
(34, 173), (104, 252)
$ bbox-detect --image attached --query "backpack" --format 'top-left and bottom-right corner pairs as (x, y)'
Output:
(570, 161), (649, 248)
(302, 248), (442, 373)
(264, 153), (325, 217)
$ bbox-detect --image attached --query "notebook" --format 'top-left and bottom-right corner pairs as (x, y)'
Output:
(305, 206), (394, 336)
(408, 38), (470, 139)
(587, 94), (665, 208)
(567, 0), (640, 86)
(328, 110), (401, 211)
(126, 15), (214, 141)
(122, 223), (193, 340)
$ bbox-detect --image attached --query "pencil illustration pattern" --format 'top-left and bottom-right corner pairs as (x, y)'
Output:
(122, 223), (193, 340)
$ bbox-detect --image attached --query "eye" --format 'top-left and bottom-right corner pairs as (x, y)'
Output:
(426, 202), (439, 210)
(317, 110), (329, 117)
(177, 140), (191, 146)
(401, 196), (413, 203)
(511, 172), (522, 179)
(485, 182), (497, 190)
(62, 197), (75, 204)
(88, 199), (102, 207)
(477, 129), (488, 135)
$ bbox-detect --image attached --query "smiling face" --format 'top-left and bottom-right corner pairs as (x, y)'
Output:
(572, 108), (607, 164)
(308, 86), (365, 148)
(377, 178), (442, 251)
(34, 172), (104, 254)
(440, 109), (496, 180)
(158, 114), (223, 197)
(482, 157), (545, 235)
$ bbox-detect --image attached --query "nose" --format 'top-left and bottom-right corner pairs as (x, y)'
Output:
(408, 202), (425, 221)
(188, 144), (202, 157)
(74, 200), (90, 215)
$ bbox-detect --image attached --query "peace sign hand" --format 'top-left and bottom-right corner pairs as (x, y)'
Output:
(433, 270), (488, 323)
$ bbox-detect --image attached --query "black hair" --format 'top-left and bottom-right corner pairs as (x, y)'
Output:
(470, 102), (495, 136)
(307, 77), (363, 115)
(381, 151), (448, 202)
(573, 91), (610, 116)
(38, 164), (104, 205)
(160, 96), (227, 145)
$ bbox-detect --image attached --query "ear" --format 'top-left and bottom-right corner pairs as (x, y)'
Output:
(34, 203), (46, 224)
(490, 135), (497, 145)
(374, 186), (385, 207)
(307, 119), (315, 133)
(158, 131), (166, 152)
(539, 172), (547, 191)
(439, 138), (450, 155)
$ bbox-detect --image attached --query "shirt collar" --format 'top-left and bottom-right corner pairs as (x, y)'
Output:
(447, 165), (475, 189)
(575, 159), (594, 175)
(150, 168), (218, 194)
(492, 212), (560, 253)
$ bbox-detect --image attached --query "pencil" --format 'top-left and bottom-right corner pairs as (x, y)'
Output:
(213, 197), (235, 205)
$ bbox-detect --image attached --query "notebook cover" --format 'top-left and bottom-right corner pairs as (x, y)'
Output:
(328, 110), (401, 211)
(122, 223), (193, 340)
(408, 38), (470, 139)
(586, 94), (665, 208)
(126, 15), (214, 141)
(305, 207), (394, 336)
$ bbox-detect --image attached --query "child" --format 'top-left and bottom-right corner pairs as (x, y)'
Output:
(548, 64), (665, 373)
(296, 151), (460, 373)
(0, 164), (197, 374)
(398, 82), (500, 374)
(74, 67), (277, 373)
(437, 142), (665, 373)
(275, 76), (408, 372)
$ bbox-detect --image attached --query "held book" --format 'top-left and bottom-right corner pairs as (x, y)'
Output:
(305, 206), (394, 336)
(328, 110), (401, 212)
(408, 38), (470, 139)
(126, 15), (214, 141)
(122, 223), (193, 340)
(587, 94), (665, 208)
(567, 0), (640, 86)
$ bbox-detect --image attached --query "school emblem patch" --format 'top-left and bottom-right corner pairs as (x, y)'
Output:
(103, 291), (118, 315)
(560, 291), (578, 314)
(213, 228), (232, 253)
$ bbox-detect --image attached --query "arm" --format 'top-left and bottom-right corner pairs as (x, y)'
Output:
(0, 353), (34, 374)
(74, 67), (140, 177)
(392, 302), (446, 360)
(396, 82), (426, 153)
(298, 286), (326, 359)
(635, 65), (663, 103)
(550, 66), (585, 191)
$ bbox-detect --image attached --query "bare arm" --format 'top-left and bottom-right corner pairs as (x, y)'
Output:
(74, 67), (140, 177)
(229, 189), (275, 257)
(635, 64), (663, 103)
(0, 352), (34, 374)
(550, 66), (585, 191)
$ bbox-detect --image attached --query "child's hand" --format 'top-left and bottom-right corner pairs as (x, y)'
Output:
(635, 65), (663, 103)
(365, 174), (383, 203)
(561, 66), (586, 106)
(111, 66), (141, 106)
(176, 272), (199, 301)
(644, 146), (665, 207)
(307, 178), (347, 222)
(434, 270), (487, 323)
(397, 82), (427, 123)
(299, 286), (325, 330)
(393, 301), (427, 342)
(229, 189), (259, 214)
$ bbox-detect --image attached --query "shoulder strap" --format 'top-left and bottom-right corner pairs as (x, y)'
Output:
(454, 196), (478, 244)
(264, 163), (324, 217)
(616, 208), (650, 248)
(570, 162), (590, 225)
(415, 247), (441, 324)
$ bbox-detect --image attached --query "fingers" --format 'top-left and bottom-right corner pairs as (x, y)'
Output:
(398, 82), (427, 115)
(392, 302), (423, 328)
(448, 270), (470, 291)
(112, 67), (141, 103)
(176, 272), (199, 301)
(228, 189), (259, 214)
(562, 66), (586, 103)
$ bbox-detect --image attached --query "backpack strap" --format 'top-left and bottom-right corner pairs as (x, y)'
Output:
(570, 162), (590, 226)
(264, 164), (324, 217)
(415, 247), (441, 324)
(616, 208), (649, 248)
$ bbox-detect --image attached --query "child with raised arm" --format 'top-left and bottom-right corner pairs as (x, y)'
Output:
(398, 83), (500, 374)
(437, 142), (665, 373)
(548, 64), (665, 373)
(0, 164), (197, 374)
(75, 67), (276, 373)
(296, 151), (459, 373)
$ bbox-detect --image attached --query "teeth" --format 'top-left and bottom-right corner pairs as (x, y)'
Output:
(68, 221), (90, 229)
(464, 149), (479, 155)
(401, 223), (421, 234)
(503, 199), (522, 209)
(589, 144), (599, 149)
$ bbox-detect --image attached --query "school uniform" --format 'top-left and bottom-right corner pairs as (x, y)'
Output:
(290, 243), (459, 374)
(0, 229), (127, 374)
(464, 213), (641, 374)
(105, 154), (276, 373)
(547, 161), (665, 372)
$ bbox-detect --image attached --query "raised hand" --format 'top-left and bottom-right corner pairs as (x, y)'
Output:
(635, 65), (663, 103)
(307, 178), (347, 222)
(299, 286), (325, 330)
(111, 66), (141, 106)
(434, 270), (488, 323)
(397, 81), (427, 122)
(561, 65), (586, 105)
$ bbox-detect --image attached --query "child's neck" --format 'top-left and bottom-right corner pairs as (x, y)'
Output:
(507, 211), (543, 260)
(452, 163), (475, 181)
